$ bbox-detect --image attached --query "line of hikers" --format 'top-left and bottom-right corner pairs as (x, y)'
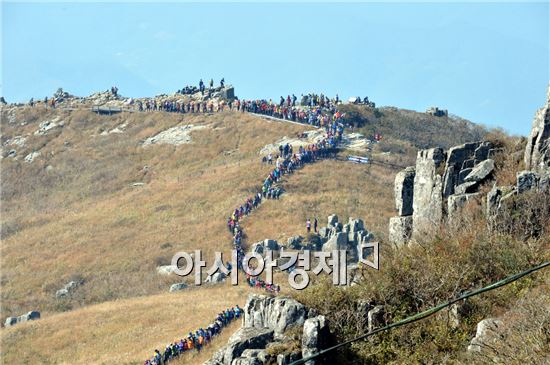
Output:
(246, 273), (280, 294)
(144, 306), (242, 365)
(226, 113), (345, 259)
(144, 98), (346, 365)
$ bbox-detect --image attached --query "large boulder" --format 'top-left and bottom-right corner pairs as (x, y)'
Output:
(524, 85), (550, 172)
(55, 288), (69, 298)
(19, 311), (41, 323)
(388, 216), (413, 247)
(302, 316), (330, 365)
(454, 181), (479, 195)
(412, 147), (446, 240)
(443, 142), (482, 197)
(467, 318), (504, 353)
(210, 327), (274, 365)
(394, 166), (416, 216)
(4, 317), (18, 327)
(6, 311), (41, 327)
(169, 282), (188, 292)
(56, 280), (80, 298)
(243, 294), (308, 339)
(464, 159), (495, 183)
(156, 265), (179, 275)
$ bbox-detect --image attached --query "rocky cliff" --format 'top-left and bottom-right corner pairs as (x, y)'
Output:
(390, 84), (550, 246)
(204, 294), (329, 365)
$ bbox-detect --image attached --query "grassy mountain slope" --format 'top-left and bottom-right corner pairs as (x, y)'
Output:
(0, 104), (500, 364)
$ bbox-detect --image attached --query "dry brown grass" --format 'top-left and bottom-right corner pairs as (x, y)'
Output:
(0, 283), (253, 365)
(0, 106), (401, 364)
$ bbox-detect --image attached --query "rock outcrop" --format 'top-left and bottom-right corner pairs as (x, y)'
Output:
(467, 318), (503, 353)
(394, 166), (415, 216)
(206, 295), (332, 365)
(55, 280), (80, 299)
(4, 311), (41, 327)
(487, 86), (550, 226)
(243, 295), (308, 339)
(169, 282), (188, 292)
(524, 85), (550, 172)
(390, 141), (495, 245)
(207, 327), (274, 365)
(318, 215), (373, 262)
(302, 316), (329, 365)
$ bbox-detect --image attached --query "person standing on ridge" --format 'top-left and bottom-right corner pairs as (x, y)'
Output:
(306, 218), (311, 233)
(220, 78), (225, 87)
(314, 217), (318, 233)
(209, 78), (214, 89)
(199, 79), (205, 94)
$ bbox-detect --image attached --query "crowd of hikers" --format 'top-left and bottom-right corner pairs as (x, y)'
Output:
(224, 106), (345, 283)
(246, 273), (280, 293)
(141, 85), (349, 365)
(144, 306), (242, 365)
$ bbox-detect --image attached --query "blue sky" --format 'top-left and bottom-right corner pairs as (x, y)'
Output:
(2, 2), (549, 135)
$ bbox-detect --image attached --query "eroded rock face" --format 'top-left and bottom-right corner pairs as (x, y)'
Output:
(243, 295), (308, 339)
(517, 170), (540, 194)
(463, 159), (495, 184)
(412, 147), (446, 240)
(321, 232), (347, 252)
(467, 318), (504, 353)
(302, 316), (329, 365)
(169, 282), (188, 292)
(388, 216), (413, 247)
(209, 327), (274, 365)
(443, 142), (482, 197)
(524, 85), (550, 172)
(4, 311), (41, 327)
(394, 167), (416, 216)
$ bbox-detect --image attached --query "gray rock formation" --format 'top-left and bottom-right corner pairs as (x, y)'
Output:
(394, 167), (416, 215)
(55, 280), (80, 299)
(169, 282), (188, 292)
(412, 147), (446, 240)
(463, 159), (495, 183)
(243, 295), (308, 339)
(302, 316), (329, 365)
(156, 265), (179, 275)
(524, 85), (550, 172)
(321, 232), (347, 252)
(4, 311), (41, 327)
(388, 216), (413, 247)
(390, 139), (498, 245)
(208, 327), (274, 365)
(467, 318), (503, 353)
(443, 142), (483, 197)
(517, 170), (540, 194)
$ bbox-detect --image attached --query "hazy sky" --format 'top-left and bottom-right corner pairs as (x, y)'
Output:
(2, 2), (549, 135)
